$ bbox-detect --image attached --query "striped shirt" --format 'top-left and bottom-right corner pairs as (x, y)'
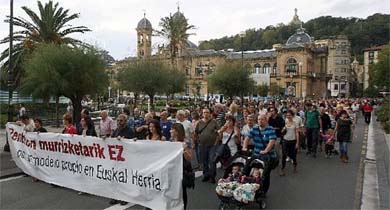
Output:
(248, 125), (277, 158)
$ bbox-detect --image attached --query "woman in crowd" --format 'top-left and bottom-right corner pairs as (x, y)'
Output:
(217, 115), (241, 158)
(280, 110), (299, 176)
(170, 123), (193, 210)
(33, 118), (47, 133)
(332, 110), (353, 163)
(79, 116), (97, 137)
(62, 114), (77, 134)
(146, 119), (166, 141)
(191, 111), (201, 169)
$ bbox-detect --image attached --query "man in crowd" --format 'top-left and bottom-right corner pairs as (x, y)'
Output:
(319, 107), (331, 152)
(160, 110), (172, 141)
(241, 114), (257, 150)
(362, 101), (373, 124)
(99, 110), (116, 137)
(177, 110), (194, 145)
(304, 103), (323, 158)
(267, 106), (285, 162)
(195, 108), (219, 184)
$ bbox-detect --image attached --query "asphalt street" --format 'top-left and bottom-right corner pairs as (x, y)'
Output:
(0, 117), (368, 210)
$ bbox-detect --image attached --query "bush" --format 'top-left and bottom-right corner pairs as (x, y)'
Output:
(376, 97), (390, 134)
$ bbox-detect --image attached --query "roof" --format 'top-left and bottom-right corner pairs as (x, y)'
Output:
(226, 49), (277, 60)
(363, 45), (388, 51)
(137, 17), (152, 29)
(286, 27), (312, 45)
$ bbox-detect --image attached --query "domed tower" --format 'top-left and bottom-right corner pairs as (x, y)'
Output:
(136, 13), (152, 58)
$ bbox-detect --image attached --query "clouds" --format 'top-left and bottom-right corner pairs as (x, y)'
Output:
(0, 0), (389, 60)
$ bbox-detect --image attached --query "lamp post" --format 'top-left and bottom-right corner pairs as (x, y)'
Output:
(4, 0), (14, 152)
(299, 62), (302, 99)
(239, 31), (246, 106)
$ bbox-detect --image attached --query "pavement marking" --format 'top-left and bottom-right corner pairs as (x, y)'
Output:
(0, 175), (24, 183)
(103, 203), (135, 210)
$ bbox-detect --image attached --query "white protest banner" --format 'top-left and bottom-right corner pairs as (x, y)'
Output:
(6, 123), (184, 210)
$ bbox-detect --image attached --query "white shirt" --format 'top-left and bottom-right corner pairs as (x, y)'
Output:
(293, 116), (304, 127)
(179, 120), (194, 143)
(241, 124), (257, 145)
(222, 131), (238, 156)
(19, 107), (26, 117)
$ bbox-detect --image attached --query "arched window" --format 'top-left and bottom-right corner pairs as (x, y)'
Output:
(254, 63), (261, 74)
(263, 63), (271, 74)
(286, 58), (297, 73)
(273, 63), (277, 74)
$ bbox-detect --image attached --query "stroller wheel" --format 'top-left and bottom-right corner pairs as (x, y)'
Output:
(218, 202), (227, 210)
(259, 200), (267, 209)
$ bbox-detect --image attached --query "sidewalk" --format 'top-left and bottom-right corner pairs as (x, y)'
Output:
(0, 126), (63, 179)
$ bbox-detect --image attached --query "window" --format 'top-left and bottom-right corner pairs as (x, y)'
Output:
(254, 63), (261, 74)
(185, 85), (190, 95)
(341, 49), (346, 54)
(335, 76), (339, 80)
(369, 59), (374, 64)
(369, 51), (374, 58)
(334, 84), (339, 90)
(185, 66), (191, 76)
(263, 63), (271, 74)
(273, 63), (277, 74)
(341, 84), (346, 90)
(286, 58), (297, 73)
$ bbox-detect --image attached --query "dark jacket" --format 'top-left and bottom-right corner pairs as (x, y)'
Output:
(112, 125), (135, 139)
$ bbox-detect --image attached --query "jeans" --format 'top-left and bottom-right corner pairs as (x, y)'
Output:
(200, 145), (216, 179)
(306, 128), (319, 154)
(339, 142), (348, 156)
(194, 143), (201, 166)
(364, 112), (371, 124)
(282, 140), (297, 169)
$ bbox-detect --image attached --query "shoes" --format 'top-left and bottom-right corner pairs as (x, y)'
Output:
(119, 201), (128, 205)
(109, 199), (119, 205)
(201, 176), (210, 182)
(279, 169), (286, 176)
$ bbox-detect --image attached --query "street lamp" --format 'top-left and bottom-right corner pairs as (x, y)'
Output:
(239, 31), (246, 69)
(299, 62), (302, 98)
(4, 0), (14, 152)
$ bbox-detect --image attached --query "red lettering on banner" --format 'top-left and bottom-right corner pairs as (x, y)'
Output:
(108, 145), (125, 161)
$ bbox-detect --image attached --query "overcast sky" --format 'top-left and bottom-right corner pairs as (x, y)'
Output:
(0, 0), (389, 60)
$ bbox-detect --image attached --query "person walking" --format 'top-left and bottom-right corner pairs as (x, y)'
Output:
(362, 102), (373, 124)
(280, 110), (299, 176)
(170, 123), (193, 210)
(303, 103), (323, 158)
(242, 114), (277, 196)
(195, 108), (219, 184)
(332, 110), (353, 163)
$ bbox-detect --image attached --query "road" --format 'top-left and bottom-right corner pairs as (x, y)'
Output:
(0, 117), (369, 209)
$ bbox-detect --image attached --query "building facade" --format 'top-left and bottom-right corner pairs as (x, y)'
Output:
(363, 45), (387, 90)
(123, 8), (341, 99)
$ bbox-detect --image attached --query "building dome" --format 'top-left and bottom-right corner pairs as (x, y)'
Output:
(186, 40), (198, 49)
(137, 17), (152, 29)
(286, 27), (312, 45)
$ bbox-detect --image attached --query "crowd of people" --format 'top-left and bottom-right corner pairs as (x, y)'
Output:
(14, 97), (379, 209)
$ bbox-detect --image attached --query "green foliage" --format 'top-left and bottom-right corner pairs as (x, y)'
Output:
(118, 59), (172, 108)
(208, 63), (255, 99)
(377, 97), (390, 134)
(371, 45), (390, 92)
(166, 68), (187, 97)
(20, 44), (107, 122)
(256, 84), (269, 96)
(199, 13), (389, 61)
(156, 12), (195, 58)
(0, 0), (90, 87)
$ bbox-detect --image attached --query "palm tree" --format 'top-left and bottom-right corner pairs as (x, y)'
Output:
(156, 9), (195, 61)
(0, 0), (90, 87)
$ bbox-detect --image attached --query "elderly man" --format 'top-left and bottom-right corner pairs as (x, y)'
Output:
(99, 110), (116, 137)
(176, 110), (194, 144)
(160, 111), (172, 140)
(195, 108), (219, 184)
(243, 114), (277, 195)
(111, 114), (134, 140)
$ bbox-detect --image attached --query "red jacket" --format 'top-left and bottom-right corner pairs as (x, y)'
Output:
(363, 104), (373, 113)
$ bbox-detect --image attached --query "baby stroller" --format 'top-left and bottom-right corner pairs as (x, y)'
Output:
(216, 154), (267, 210)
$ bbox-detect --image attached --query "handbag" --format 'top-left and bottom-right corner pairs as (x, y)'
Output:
(215, 130), (235, 160)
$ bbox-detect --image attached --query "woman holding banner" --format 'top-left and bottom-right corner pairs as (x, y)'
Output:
(170, 123), (193, 210)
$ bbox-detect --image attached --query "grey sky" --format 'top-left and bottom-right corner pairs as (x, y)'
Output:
(0, 0), (389, 60)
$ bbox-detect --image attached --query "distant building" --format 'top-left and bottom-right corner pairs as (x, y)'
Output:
(363, 45), (387, 90)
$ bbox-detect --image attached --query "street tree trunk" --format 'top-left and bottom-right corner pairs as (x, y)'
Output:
(55, 96), (59, 128)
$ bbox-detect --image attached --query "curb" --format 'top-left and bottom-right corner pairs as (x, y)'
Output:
(0, 171), (24, 180)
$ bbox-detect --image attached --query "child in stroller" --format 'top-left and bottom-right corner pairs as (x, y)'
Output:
(216, 154), (267, 209)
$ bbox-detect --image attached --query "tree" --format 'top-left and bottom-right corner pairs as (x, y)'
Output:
(0, 0), (90, 87)
(166, 68), (187, 98)
(20, 44), (108, 123)
(256, 84), (269, 96)
(208, 63), (255, 99)
(371, 45), (390, 92)
(156, 11), (195, 61)
(118, 59), (171, 109)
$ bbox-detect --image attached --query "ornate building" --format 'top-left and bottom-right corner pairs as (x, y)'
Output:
(122, 8), (342, 99)
(363, 45), (387, 90)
